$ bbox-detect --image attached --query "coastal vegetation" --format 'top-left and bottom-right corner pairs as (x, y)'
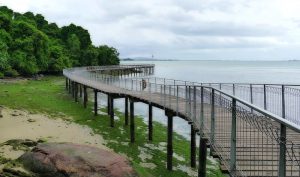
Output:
(0, 77), (224, 177)
(0, 6), (120, 78)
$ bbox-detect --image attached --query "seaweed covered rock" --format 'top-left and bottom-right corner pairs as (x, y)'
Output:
(19, 142), (138, 177)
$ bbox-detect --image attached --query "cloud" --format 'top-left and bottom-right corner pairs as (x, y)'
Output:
(1, 0), (300, 60)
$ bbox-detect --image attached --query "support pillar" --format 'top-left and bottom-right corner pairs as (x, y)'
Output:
(68, 79), (71, 94)
(71, 81), (75, 98)
(107, 95), (111, 115)
(130, 99), (135, 143)
(65, 78), (68, 90)
(94, 89), (98, 116)
(83, 86), (87, 108)
(110, 95), (114, 127)
(166, 110), (174, 171)
(198, 138), (208, 177)
(125, 97), (129, 126)
(75, 83), (78, 102)
(79, 84), (82, 97)
(191, 124), (196, 168)
(148, 105), (153, 141)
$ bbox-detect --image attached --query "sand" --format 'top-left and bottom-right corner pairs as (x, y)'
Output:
(0, 107), (108, 160)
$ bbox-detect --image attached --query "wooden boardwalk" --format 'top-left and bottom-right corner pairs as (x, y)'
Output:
(64, 65), (300, 177)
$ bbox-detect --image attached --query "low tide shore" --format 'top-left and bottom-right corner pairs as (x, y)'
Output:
(0, 76), (224, 177)
(0, 107), (108, 160)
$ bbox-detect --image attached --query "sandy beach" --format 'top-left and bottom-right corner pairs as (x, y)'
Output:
(0, 107), (108, 161)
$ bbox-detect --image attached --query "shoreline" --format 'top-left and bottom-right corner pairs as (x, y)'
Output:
(0, 107), (109, 161)
(0, 76), (224, 177)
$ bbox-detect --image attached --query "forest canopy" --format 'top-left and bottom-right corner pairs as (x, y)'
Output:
(0, 6), (120, 77)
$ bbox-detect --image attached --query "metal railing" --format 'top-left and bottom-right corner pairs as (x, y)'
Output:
(63, 65), (300, 177)
(131, 77), (300, 126)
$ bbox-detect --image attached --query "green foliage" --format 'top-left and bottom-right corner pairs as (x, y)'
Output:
(0, 12), (11, 31)
(0, 6), (120, 77)
(97, 45), (120, 65)
(61, 23), (92, 49)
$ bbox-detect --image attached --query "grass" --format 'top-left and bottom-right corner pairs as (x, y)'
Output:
(0, 76), (225, 177)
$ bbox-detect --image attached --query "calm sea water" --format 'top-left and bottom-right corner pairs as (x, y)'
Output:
(123, 60), (300, 84)
(100, 60), (300, 138)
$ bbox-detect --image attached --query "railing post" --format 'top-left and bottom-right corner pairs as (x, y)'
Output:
(185, 85), (188, 115)
(278, 123), (286, 177)
(155, 78), (157, 92)
(149, 83), (152, 103)
(169, 86), (171, 108)
(173, 80), (176, 97)
(176, 85), (179, 115)
(263, 84), (267, 110)
(189, 86), (192, 118)
(193, 86), (197, 122)
(200, 87), (204, 134)
(249, 84), (253, 99)
(282, 85), (285, 119)
(160, 85), (163, 104)
(164, 85), (166, 108)
(210, 88), (215, 156)
(233, 83), (235, 95)
(230, 98), (237, 173)
(278, 85), (286, 177)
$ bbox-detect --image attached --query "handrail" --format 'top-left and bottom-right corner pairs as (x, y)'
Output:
(63, 65), (300, 177)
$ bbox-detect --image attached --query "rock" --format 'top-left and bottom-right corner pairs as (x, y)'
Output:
(11, 112), (19, 116)
(19, 142), (138, 177)
(1, 167), (34, 177)
(27, 119), (36, 123)
(2, 139), (37, 151)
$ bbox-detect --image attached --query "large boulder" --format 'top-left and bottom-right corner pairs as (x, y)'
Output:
(19, 143), (138, 177)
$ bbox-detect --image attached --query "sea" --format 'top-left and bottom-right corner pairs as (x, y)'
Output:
(99, 60), (300, 138)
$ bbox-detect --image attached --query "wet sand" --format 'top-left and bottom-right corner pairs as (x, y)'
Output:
(0, 107), (108, 160)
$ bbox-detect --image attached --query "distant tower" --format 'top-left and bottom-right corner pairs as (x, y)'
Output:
(152, 54), (154, 59)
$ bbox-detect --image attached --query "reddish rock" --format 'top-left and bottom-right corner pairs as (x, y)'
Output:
(19, 142), (138, 177)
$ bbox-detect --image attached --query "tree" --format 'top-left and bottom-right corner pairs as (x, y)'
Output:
(0, 12), (11, 32)
(61, 24), (92, 49)
(0, 6), (13, 18)
(48, 43), (71, 73)
(97, 45), (120, 65)
(0, 29), (11, 76)
(81, 46), (98, 66)
(0, 6), (120, 77)
(67, 34), (81, 66)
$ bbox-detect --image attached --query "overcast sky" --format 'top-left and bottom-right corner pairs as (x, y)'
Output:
(1, 0), (300, 60)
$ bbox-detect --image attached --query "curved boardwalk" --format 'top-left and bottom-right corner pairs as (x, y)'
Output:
(64, 65), (300, 177)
